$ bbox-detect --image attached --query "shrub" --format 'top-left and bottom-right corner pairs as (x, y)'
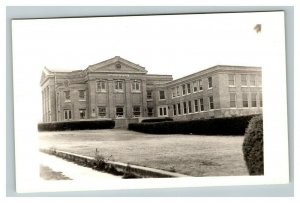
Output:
(38, 120), (115, 131)
(141, 117), (173, 123)
(128, 115), (258, 135)
(242, 115), (264, 175)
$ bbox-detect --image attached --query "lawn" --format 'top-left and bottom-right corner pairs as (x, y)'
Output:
(38, 129), (249, 177)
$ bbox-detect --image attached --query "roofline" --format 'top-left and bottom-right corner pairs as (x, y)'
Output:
(166, 65), (261, 86)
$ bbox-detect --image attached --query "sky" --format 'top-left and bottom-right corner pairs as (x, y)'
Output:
(12, 12), (270, 122)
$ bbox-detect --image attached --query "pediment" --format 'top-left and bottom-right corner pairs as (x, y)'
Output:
(87, 56), (147, 74)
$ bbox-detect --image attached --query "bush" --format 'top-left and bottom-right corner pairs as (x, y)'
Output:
(141, 117), (173, 123)
(38, 120), (115, 131)
(242, 115), (264, 175)
(128, 115), (258, 135)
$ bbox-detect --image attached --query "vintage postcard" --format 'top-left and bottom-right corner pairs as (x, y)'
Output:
(11, 11), (289, 193)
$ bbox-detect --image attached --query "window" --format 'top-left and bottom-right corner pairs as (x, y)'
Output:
(199, 79), (203, 91)
(115, 80), (124, 92)
(116, 106), (124, 117)
(182, 84), (186, 95)
(172, 88), (176, 98)
(194, 100), (199, 112)
(187, 83), (191, 94)
(176, 86), (180, 96)
(98, 106), (106, 117)
(193, 81), (198, 92)
(158, 106), (168, 117)
(177, 103), (181, 115)
(188, 101), (192, 113)
(147, 90), (152, 100)
(183, 102), (187, 114)
(64, 109), (72, 120)
(148, 107), (153, 117)
(257, 76), (262, 86)
(209, 96), (214, 110)
(96, 80), (106, 92)
(208, 77), (213, 89)
(241, 74), (247, 86)
(133, 106), (141, 117)
(131, 80), (141, 92)
(173, 104), (177, 116)
(79, 109), (86, 119)
(78, 90), (86, 100)
(200, 98), (204, 111)
(250, 75), (256, 86)
(259, 93), (263, 107)
(230, 93), (236, 108)
(64, 91), (70, 102)
(242, 93), (249, 107)
(159, 90), (165, 100)
(251, 93), (257, 107)
(228, 74), (235, 86)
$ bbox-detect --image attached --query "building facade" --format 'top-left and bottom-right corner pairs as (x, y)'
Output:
(41, 56), (262, 123)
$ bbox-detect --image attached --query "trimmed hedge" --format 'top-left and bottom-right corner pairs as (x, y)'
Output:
(38, 120), (115, 131)
(242, 115), (264, 175)
(128, 115), (258, 135)
(141, 117), (173, 123)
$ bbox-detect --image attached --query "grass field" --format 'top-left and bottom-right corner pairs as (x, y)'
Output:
(39, 129), (248, 177)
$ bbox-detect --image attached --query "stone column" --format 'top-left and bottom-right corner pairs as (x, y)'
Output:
(107, 79), (115, 118)
(125, 79), (132, 118)
(141, 79), (147, 117)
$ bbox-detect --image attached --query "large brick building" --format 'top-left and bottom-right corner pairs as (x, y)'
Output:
(41, 56), (262, 124)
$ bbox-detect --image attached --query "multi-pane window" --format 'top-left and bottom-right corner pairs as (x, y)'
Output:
(199, 79), (203, 91)
(64, 109), (72, 120)
(158, 106), (168, 117)
(147, 90), (152, 100)
(241, 75), (247, 86)
(188, 101), (192, 113)
(251, 93), (257, 107)
(209, 96), (214, 109)
(242, 93), (249, 107)
(115, 80), (124, 92)
(131, 80), (141, 92)
(133, 106), (141, 117)
(208, 77), (213, 88)
(173, 104), (177, 116)
(194, 100), (199, 112)
(148, 107), (153, 117)
(229, 93), (237, 108)
(78, 90), (86, 100)
(250, 75), (256, 86)
(200, 98), (204, 111)
(176, 86), (180, 96)
(159, 90), (165, 100)
(228, 74), (235, 86)
(193, 81), (198, 92)
(98, 106), (106, 117)
(183, 102), (187, 114)
(116, 106), (124, 117)
(187, 83), (191, 94)
(96, 80), (106, 92)
(177, 103), (181, 115)
(64, 91), (70, 101)
(172, 88), (176, 98)
(182, 84), (186, 95)
(79, 109), (86, 119)
(259, 93), (263, 107)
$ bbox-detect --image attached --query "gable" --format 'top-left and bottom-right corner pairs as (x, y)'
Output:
(87, 56), (147, 74)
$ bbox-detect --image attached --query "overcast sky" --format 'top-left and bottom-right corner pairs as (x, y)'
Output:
(12, 12), (273, 121)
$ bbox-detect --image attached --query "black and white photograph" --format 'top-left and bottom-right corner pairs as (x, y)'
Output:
(11, 10), (289, 193)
